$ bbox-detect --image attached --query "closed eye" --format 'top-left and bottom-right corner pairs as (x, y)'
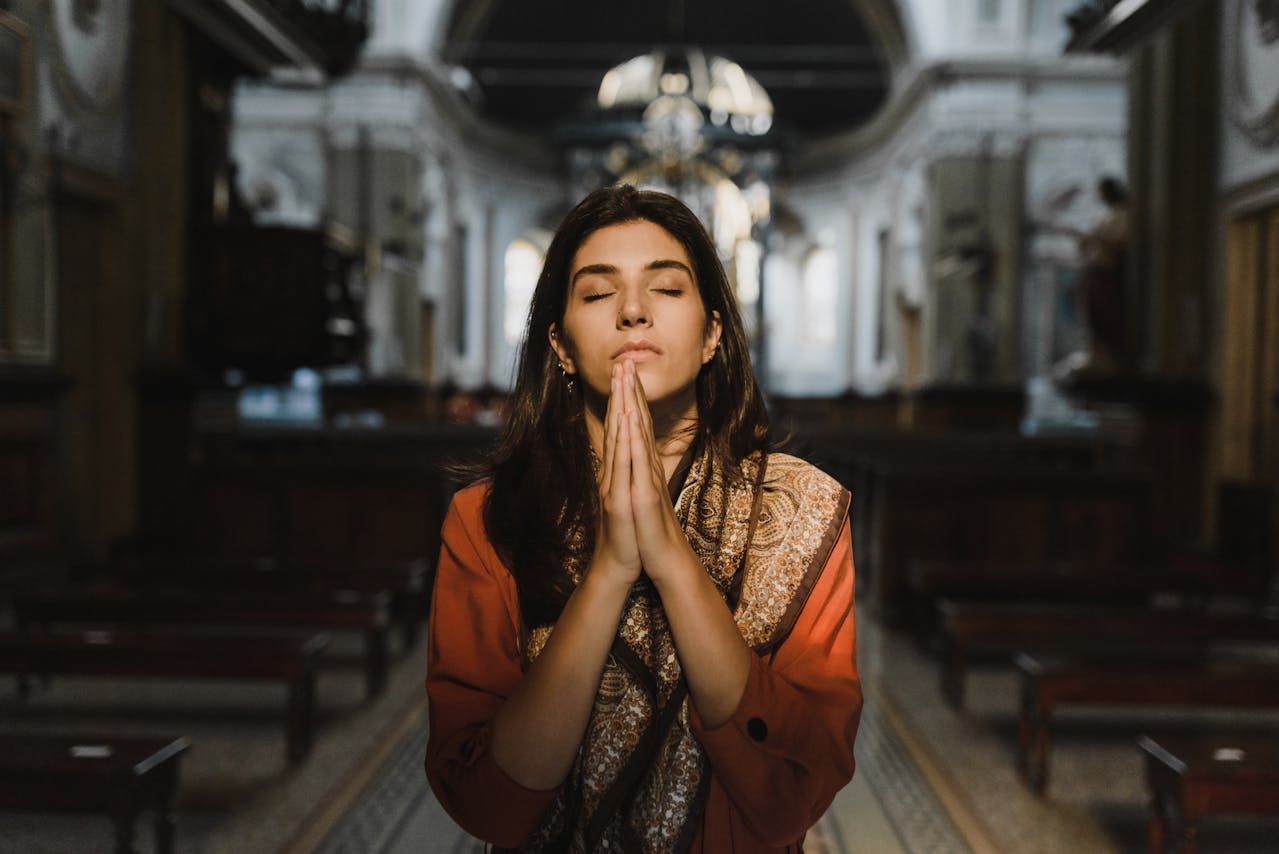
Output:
(582, 292), (613, 303)
(654, 288), (684, 296)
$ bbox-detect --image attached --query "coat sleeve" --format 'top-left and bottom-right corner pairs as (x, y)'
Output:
(424, 485), (560, 846)
(688, 515), (862, 847)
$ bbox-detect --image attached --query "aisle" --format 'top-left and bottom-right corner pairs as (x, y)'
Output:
(807, 735), (910, 854)
(327, 692), (942, 853)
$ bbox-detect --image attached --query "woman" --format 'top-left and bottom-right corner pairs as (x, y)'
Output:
(426, 185), (861, 853)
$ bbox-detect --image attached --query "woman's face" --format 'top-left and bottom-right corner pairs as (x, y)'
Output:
(550, 219), (721, 408)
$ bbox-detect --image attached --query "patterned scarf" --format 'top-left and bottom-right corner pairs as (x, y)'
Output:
(518, 448), (849, 853)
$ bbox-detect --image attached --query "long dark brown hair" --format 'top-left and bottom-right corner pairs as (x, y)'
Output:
(479, 184), (769, 627)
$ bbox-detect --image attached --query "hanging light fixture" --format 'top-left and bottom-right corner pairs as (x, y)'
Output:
(597, 48), (774, 141)
(581, 47), (777, 264)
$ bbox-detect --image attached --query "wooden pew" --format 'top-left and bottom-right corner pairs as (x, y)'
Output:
(0, 630), (327, 763)
(907, 558), (1269, 644)
(281, 557), (428, 646)
(0, 733), (190, 854)
(1140, 733), (1279, 854)
(110, 554), (429, 647)
(1015, 651), (1279, 793)
(861, 463), (1153, 624)
(907, 560), (1155, 645)
(13, 588), (389, 697)
(935, 600), (1279, 707)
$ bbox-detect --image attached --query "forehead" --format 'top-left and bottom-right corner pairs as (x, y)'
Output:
(570, 220), (692, 274)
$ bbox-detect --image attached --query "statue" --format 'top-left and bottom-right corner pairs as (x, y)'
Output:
(1055, 176), (1131, 379)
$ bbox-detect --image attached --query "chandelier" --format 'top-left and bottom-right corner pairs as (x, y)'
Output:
(597, 48), (774, 162)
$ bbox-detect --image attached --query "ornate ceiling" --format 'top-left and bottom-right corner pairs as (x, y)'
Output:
(441, 0), (899, 140)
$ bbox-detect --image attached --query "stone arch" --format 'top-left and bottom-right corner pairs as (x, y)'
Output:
(850, 0), (917, 68)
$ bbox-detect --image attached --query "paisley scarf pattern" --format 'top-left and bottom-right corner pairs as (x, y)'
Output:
(518, 450), (849, 853)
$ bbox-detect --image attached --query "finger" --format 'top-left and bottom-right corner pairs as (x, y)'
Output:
(613, 407), (633, 505)
(626, 406), (645, 475)
(627, 408), (660, 506)
(627, 360), (656, 446)
(599, 364), (620, 491)
(614, 359), (629, 418)
(625, 362), (662, 482)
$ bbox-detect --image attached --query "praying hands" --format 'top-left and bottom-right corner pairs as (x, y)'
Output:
(592, 358), (701, 590)
(593, 357), (751, 727)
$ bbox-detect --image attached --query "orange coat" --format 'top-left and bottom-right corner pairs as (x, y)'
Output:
(425, 482), (862, 852)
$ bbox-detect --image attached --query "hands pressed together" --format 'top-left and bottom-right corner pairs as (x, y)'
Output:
(592, 359), (698, 590)
(591, 359), (753, 726)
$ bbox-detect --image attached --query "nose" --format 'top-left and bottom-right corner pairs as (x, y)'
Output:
(617, 288), (650, 328)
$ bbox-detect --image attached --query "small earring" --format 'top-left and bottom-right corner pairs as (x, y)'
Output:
(560, 363), (576, 393)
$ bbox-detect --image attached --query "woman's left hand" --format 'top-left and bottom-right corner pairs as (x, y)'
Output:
(620, 359), (699, 583)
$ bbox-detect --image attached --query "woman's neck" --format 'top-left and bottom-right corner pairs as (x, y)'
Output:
(585, 391), (699, 483)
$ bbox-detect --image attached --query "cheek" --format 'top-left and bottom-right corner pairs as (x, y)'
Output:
(559, 315), (603, 371)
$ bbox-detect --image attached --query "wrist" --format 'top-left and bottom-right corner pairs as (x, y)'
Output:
(581, 560), (636, 603)
(646, 546), (706, 596)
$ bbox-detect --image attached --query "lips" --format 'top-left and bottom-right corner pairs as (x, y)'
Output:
(611, 340), (662, 361)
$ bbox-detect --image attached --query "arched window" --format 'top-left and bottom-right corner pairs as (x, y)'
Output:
(801, 244), (838, 347)
(503, 238), (545, 346)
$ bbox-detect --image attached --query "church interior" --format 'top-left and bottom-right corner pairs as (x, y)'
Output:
(1, 0), (1278, 851)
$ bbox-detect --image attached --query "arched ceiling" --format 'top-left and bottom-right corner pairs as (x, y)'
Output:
(441, 0), (902, 140)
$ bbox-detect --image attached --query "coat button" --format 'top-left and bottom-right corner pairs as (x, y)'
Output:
(747, 717), (768, 741)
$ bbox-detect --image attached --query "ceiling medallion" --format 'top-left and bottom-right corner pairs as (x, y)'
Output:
(1230, 0), (1279, 147)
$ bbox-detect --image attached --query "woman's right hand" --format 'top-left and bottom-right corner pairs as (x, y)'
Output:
(591, 362), (642, 587)
(484, 363), (642, 792)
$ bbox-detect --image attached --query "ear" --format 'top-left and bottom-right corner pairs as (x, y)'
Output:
(548, 323), (577, 374)
(701, 310), (723, 365)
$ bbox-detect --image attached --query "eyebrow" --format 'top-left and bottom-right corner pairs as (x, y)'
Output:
(569, 259), (694, 288)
